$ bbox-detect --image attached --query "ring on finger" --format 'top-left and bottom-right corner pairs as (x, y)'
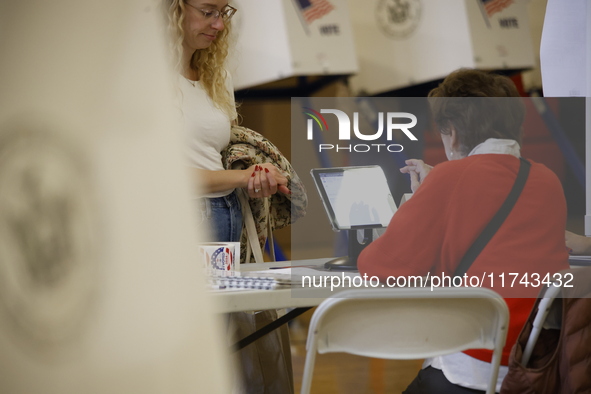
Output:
(254, 189), (260, 193)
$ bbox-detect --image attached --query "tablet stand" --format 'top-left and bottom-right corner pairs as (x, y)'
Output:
(324, 228), (374, 271)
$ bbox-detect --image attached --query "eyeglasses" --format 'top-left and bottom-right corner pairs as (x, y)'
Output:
(184, 3), (237, 22)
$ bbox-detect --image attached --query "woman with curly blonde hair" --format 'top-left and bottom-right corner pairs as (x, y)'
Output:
(164, 0), (289, 242)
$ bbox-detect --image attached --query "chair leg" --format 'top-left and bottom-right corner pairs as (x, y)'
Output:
(300, 344), (318, 394)
(487, 350), (503, 394)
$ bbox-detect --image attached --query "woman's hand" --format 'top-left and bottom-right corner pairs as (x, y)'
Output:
(246, 163), (290, 198)
(400, 159), (433, 192)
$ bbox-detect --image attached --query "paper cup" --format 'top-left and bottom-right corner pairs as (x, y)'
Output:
(198, 242), (239, 276)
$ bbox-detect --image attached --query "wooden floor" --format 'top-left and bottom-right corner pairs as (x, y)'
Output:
(289, 308), (423, 394)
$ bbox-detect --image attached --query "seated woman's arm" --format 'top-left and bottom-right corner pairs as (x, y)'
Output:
(565, 230), (591, 255)
(358, 164), (452, 280)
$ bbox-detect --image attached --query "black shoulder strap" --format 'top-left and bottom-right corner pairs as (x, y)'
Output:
(453, 157), (531, 277)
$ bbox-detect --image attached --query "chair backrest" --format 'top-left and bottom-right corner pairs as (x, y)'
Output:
(301, 287), (509, 394)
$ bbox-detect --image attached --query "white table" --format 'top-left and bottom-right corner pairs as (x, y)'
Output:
(212, 257), (352, 350)
(211, 258), (349, 313)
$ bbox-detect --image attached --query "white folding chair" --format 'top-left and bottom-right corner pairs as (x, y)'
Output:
(521, 284), (562, 366)
(301, 287), (509, 394)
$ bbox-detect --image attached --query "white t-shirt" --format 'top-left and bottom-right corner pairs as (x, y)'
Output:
(179, 73), (236, 198)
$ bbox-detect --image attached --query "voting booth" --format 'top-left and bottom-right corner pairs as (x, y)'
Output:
(228, 0), (359, 90)
(348, 0), (536, 95)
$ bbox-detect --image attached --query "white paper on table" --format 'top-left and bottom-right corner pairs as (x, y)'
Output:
(248, 267), (361, 285)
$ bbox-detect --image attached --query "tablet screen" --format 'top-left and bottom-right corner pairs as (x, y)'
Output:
(311, 166), (396, 231)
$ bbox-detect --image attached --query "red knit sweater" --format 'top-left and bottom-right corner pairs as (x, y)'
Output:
(358, 155), (569, 365)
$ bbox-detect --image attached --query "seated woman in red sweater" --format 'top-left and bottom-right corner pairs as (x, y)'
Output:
(357, 68), (569, 394)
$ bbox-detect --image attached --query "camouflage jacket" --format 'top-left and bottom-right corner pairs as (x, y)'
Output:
(221, 125), (307, 263)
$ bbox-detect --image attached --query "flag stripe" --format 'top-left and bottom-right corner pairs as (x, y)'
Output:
(304, 6), (332, 20)
(299, 0), (334, 24)
(304, 8), (333, 21)
(482, 0), (513, 17)
(486, 0), (512, 13)
(303, 3), (333, 15)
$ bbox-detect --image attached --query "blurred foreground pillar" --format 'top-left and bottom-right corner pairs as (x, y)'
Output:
(0, 1), (232, 393)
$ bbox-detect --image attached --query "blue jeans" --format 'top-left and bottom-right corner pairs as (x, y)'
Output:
(198, 190), (243, 243)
